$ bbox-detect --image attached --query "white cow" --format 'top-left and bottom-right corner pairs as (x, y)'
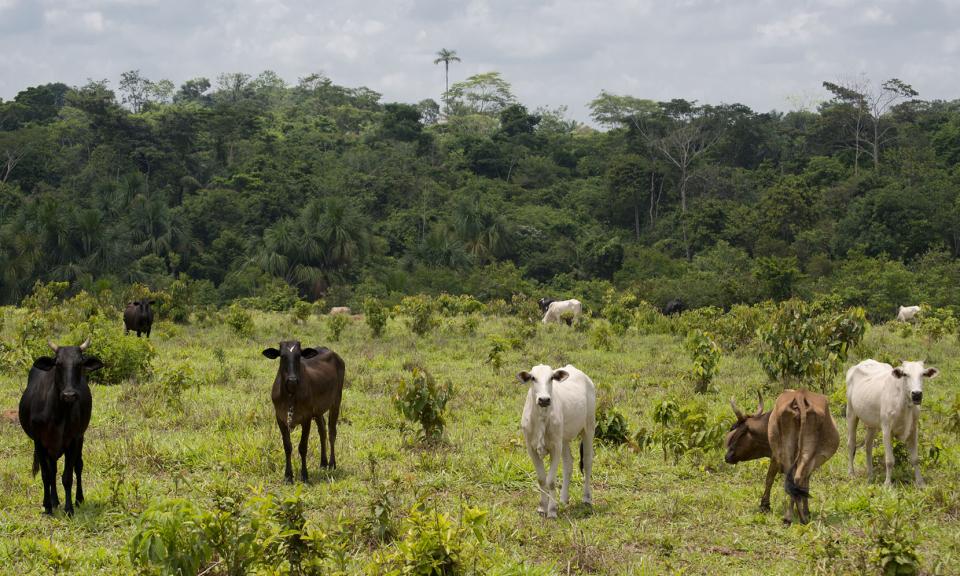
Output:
(846, 359), (939, 486)
(329, 307), (351, 315)
(542, 299), (582, 324)
(519, 364), (596, 518)
(896, 305), (921, 322)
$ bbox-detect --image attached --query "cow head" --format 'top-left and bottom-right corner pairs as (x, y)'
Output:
(891, 360), (939, 405)
(32, 338), (103, 403)
(537, 298), (554, 314)
(132, 300), (156, 313)
(724, 393), (770, 464)
(262, 340), (320, 394)
(518, 364), (568, 408)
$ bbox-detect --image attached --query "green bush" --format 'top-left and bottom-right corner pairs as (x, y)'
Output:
(152, 362), (202, 409)
(595, 407), (630, 445)
(364, 297), (389, 338)
(71, 317), (155, 385)
(509, 293), (541, 324)
(225, 305), (255, 339)
(327, 313), (349, 342)
(129, 499), (211, 576)
(393, 364), (452, 442)
(870, 508), (921, 576)
(602, 290), (634, 336)
(290, 300), (313, 324)
(374, 503), (487, 576)
(651, 399), (726, 463)
(398, 295), (439, 337)
(486, 336), (510, 372)
(436, 293), (485, 316)
(590, 323), (614, 351)
(686, 330), (722, 394)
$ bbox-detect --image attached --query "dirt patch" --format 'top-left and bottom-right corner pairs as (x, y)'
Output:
(1, 409), (18, 425)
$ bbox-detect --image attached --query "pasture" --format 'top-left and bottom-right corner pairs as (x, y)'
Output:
(1, 305), (959, 574)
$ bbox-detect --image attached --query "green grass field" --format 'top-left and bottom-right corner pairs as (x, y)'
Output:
(1, 311), (959, 574)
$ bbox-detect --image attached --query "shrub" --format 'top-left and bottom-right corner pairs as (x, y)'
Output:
(510, 293), (541, 324)
(225, 305), (255, 339)
(486, 336), (510, 372)
(71, 316), (155, 385)
(364, 297), (389, 338)
(398, 295), (438, 337)
(152, 362), (202, 409)
(460, 315), (480, 336)
(870, 508), (921, 576)
(590, 323), (614, 351)
(602, 290), (635, 336)
(595, 406), (630, 445)
(290, 300), (313, 325)
(393, 364), (452, 442)
(374, 503), (487, 576)
(686, 330), (722, 394)
(651, 399), (726, 463)
(129, 499), (211, 576)
(21, 280), (69, 311)
(436, 293), (485, 316)
(327, 313), (349, 342)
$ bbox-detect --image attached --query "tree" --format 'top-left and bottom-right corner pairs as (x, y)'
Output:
(119, 70), (153, 113)
(446, 72), (515, 116)
(433, 48), (461, 110)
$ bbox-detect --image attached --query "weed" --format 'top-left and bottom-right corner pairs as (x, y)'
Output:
(686, 330), (721, 394)
(328, 313), (349, 342)
(364, 297), (389, 338)
(394, 364), (452, 442)
(225, 305), (254, 338)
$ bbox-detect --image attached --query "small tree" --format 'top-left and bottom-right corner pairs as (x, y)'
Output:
(364, 297), (388, 338)
(686, 330), (721, 393)
(393, 365), (452, 442)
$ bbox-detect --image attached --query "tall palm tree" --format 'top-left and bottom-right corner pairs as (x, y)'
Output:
(433, 48), (461, 108)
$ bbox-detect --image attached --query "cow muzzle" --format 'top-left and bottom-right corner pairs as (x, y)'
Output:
(911, 391), (922, 405)
(537, 397), (551, 408)
(61, 390), (78, 403)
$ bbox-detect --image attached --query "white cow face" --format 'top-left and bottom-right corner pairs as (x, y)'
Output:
(892, 361), (939, 405)
(518, 365), (569, 408)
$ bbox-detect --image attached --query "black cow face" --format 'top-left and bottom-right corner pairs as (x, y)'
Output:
(33, 341), (103, 403)
(262, 341), (320, 394)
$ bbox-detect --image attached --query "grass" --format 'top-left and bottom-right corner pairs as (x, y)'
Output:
(1, 310), (959, 574)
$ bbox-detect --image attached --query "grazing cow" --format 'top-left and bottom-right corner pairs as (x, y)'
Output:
(537, 297), (556, 314)
(329, 307), (351, 315)
(725, 390), (839, 524)
(846, 359), (938, 486)
(518, 364), (595, 518)
(542, 299), (582, 325)
(19, 338), (102, 515)
(663, 299), (686, 316)
(896, 305), (921, 323)
(124, 300), (155, 337)
(263, 341), (345, 482)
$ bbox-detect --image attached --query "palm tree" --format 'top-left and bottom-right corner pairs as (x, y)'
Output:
(433, 48), (461, 109)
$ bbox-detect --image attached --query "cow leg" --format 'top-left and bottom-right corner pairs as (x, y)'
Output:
(760, 460), (778, 512)
(298, 419), (311, 483)
(560, 443), (572, 505)
(846, 411), (859, 477)
(582, 429), (594, 506)
(35, 443), (53, 514)
(545, 443), (561, 518)
(881, 422), (895, 486)
(800, 492), (810, 525)
(74, 435), (85, 505)
(278, 420), (294, 483)
(907, 426), (923, 487)
(527, 446), (549, 516)
(327, 404), (339, 470)
(315, 415), (328, 468)
(863, 427), (876, 482)
(46, 452), (60, 510)
(62, 444), (76, 516)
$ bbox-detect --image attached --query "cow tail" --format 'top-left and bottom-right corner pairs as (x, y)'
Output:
(785, 395), (810, 498)
(579, 441), (584, 474)
(32, 451), (39, 477)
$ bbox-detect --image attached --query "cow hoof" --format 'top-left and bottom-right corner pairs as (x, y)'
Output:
(65, 507), (74, 517)
(782, 519), (792, 526)
(759, 502), (771, 512)
(43, 508), (53, 516)
(284, 476), (294, 484)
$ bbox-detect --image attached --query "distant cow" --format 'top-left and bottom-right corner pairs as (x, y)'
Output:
(329, 307), (351, 315)
(846, 359), (938, 486)
(896, 305), (921, 322)
(663, 299), (686, 316)
(19, 338), (103, 515)
(124, 300), (155, 337)
(542, 299), (582, 325)
(537, 298), (556, 314)
(263, 341), (345, 482)
(725, 390), (839, 524)
(519, 364), (595, 518)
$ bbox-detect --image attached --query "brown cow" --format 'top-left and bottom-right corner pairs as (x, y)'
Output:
(725, 390), (839, 524)
(262, 341), (344, 482)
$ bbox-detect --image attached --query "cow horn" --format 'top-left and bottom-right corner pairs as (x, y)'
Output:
(47, 341), (59, 353)
(755, 390), (764, 416)
(730, 397), (745, 420)
(79, 337), (91, 351)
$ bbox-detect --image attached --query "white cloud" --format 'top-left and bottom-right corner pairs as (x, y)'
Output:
(757, 12), (827, 44)
(863, 7), (894, 24)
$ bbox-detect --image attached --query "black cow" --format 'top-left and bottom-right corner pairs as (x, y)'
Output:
(263, 341), (345, 482)
(19, 339), (102, 515)
(537, 298), (557, 314)
(663, 299), (686, 316)
(124, 300), (155, 337)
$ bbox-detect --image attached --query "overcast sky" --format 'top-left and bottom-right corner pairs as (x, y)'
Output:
(2, 0), (959, 122)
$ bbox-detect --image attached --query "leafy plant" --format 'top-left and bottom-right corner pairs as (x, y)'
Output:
(398, 295), (439, 337)
(601, 290), (634, 336)
(870, 507), (921, 576)
(225, 304), (254, 339)
(290, 300), (313, 324)
(651, 399), (726, 463)
(327, 313), (349, 342)
(686, 330), (722, 394)
(595, 406), (630, 445)
(393, 364), (452, 442)
(374, 502), (487, 576)
(364, 297), (389, 338)
(129, 498), (212, 576)
(486, 336), (509, 372)
(590, 323), (614, 351)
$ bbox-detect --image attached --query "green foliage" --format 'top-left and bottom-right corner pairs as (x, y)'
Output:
(327, 313), (349, 342)
(393, 364), (452, 442)
(870, 507), (921, 576)
(398, 295), (439, 338)
(152, 361), (202, 409)
(81, 316), (155, 385)
(589, 322), (614, 351)
(601, 290), (634, 336)
(685, 330), (721, 393)
(758, 299), (866, 390)
(436, 293), (485, 316)
(364, 297), (389, 338)
(374, 502), (488, 576)
(595, 407), (630, 445)
(290, 300), (313, 324)
(129, 498), (211, 576)
(509, 293), (541, 324)
(21, 281), (69, 310)
(650, 399), (726, 463)
(225, 304), (254, 339)
(486, 336), (510, 372)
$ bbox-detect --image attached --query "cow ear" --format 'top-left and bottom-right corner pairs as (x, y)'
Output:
(301, 347), (320, 359)
(923, 367), (939, 379)
(132, 301), (140, 306)
(262, 348), (281, 359)
(892, 367), (905, 379)
(518, 371), (532, 383)
(83, 357), (104, 372)
(33, 357), (56, 372)
(553, 370), (569, 382)
(149, 300), (156, 305)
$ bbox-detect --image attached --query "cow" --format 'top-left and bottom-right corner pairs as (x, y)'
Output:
(124, 300), (155, 337)
(329, 307), (351, 315)
(725, 390), (839, 524)
(18, 338), (103, 515)
(262, 341), (345, 482)
(845, 359), (938, 487)
(542, 299), (582, 325)
(518, 364), (595, 518)
(663, 299), (686, 316)
(537, 298), (556, 314)
(896, 305), (921, 323)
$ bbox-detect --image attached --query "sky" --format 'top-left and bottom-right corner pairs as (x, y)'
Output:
(1, 0), (959, 122)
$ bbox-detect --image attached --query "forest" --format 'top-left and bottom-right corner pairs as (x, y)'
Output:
(1, 69), (959, 317)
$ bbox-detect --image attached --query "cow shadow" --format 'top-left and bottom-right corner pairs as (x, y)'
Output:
(562, 501), (602, 519)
